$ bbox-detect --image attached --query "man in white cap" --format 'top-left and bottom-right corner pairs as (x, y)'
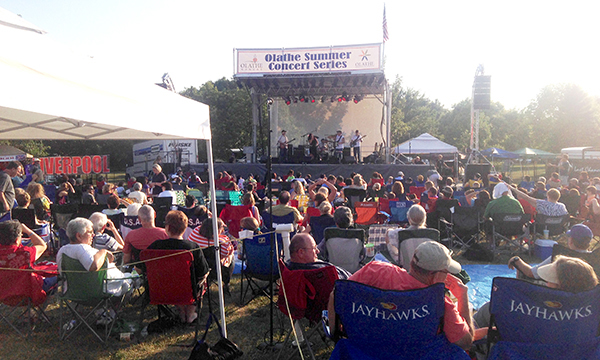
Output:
(330, 241), (474, 351)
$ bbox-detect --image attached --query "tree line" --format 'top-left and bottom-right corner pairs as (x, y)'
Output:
(4, 77), (599, 170)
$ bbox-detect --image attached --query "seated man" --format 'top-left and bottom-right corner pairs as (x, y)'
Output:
(508, 223), (593, 280)
(483, 182), (524, 239)
(509, 183), (568, 217)
(0, 220), (57, 293)
(122, 205), (169, 264)
(158, 181), (178, 206)
(147, 210), (209, 323)
(56, 218), (133, 295)
(127, 182), (148, 205)
(264, 190), (304, 225)
(89, 212), (125, 252)
(286, 233), (351, 280)
(329, 241), (474, 351)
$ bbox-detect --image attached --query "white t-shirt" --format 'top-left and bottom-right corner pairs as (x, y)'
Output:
(335, 135), (345, 150)
(128, 190), (147, 204)
(351, 134), (361, 148)
(158, 190), (178, 205)
(57, 243), (133, 295)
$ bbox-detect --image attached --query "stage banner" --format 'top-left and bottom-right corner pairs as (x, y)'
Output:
(235, 44), (381, 75)
(40, 155), (110, 175)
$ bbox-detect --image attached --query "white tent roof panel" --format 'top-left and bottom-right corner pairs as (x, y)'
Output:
(392, 133), (458, 154)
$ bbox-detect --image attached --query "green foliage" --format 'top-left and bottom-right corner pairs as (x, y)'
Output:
(180, 78), (254, 161)
(0, 140), (50, 157)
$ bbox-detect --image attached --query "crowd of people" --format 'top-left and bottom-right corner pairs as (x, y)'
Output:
(2, 154), (600, 357)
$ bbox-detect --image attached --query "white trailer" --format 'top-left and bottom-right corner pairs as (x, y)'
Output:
(128, 139), (199, 177)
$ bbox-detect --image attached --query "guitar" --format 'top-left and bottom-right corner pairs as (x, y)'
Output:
(278, 138), (296, 149)
(350, 135), (367, 147)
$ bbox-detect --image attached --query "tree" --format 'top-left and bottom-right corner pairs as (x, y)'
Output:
(525, 84), (600, 152)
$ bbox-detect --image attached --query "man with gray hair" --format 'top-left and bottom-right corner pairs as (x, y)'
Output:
(333, 206), (354, 229)
(89, 212), (124, 252)
(122, 205), (168, 264)
(128, 182), (148, 204)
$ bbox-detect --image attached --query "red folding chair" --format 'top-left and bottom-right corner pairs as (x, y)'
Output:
(303, 206), (322, 227)
(354, 201), (381, 225)
(0, 249), (50, 337)
(139, 249), (204, 343)
(409, 186), (426, 197)
(219, 204), (253, 239)
(379, 198), (393, 216)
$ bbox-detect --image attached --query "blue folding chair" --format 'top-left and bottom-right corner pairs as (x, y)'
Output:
(239, 233), (283, 306)
(388, 200), (413, 224)
(261, 211), (296, 231)
(331, 280), (470, 360)
(487, 277), (600, 360)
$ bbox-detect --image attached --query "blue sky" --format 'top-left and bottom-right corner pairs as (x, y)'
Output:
(2, 0), (599, 110)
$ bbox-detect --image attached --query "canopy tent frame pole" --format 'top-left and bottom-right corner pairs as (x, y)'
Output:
(206, 138), (227, 336)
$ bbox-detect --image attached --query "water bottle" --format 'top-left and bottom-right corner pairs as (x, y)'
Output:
(543, 229), (550, 239)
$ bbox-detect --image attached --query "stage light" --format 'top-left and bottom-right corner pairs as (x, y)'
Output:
(342, 93), (349, 102)
(284, 96), (291, 105)
(310, 96), (316, 103)
(337, 96), (343, 102)
(353, 95), (363, 104)
(299, 95), (306, 102)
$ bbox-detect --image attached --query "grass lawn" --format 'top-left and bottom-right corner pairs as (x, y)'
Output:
(0, 275), (334, 360)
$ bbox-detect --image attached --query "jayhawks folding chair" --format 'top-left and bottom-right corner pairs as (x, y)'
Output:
(487, 277), (600, 360)
(330, 280), (470, 360)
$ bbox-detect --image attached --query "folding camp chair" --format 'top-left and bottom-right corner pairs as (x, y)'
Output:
(139, 249), (204, 343)
(552, 244), (600, 278)
(76, 204), (107, 220)
(409, 186), (426, 197)
(152, 197), (172, 228)
(219, 204), (253, 239)
(12, 208), (52, 246)
(51, 203), (78, 248)
(378, 198), (392, 216)
(239, 233), (282, 306)
(532, 214), (571, 241)
(440, 206), (482, 254)
(59, 255), (126, 343)
(343, 188), (366, 210)
(120, 215), (142, 239)
(262, 211), (296, 230)
(276, 260), (339, 360)
(308, 214), (336, 249)
(330, 280), (470, 360)
(432, 198), (460, 230)
(388, 200), (413, 224)
(486, 277), (600, 360)
(187, 189), (206, 205)
(491, 213), (532, 255)
(322, 228), (365, 274)
(354, 201), (381, 226)
(386, 228), (440, 267)
(302, 206), (321, 227)
(0, 249), (51, 337)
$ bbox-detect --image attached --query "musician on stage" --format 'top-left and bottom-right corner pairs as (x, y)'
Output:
(350, 130), (363, 163)
(277, 130), (289, 163)
(334, 130), (345, 163)
(307, 133), (319, 162)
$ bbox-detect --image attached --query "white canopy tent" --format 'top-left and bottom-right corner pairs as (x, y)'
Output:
(392, 133), (458, 155)
(0, 7), (228, 333)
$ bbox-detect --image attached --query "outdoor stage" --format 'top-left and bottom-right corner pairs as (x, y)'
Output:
(192, 162), (434, 182)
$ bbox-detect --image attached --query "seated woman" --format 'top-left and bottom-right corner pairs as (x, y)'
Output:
(26, 182), (52, 222)
(56, 218), (133, 296)
(386, 204), (429, 265)
(147, 211), (209, 323)
(303, 201), (336, 249)
(56, 181), (75, 205)
(474, 255), (599, 334)
(388, 181), (407, 201)
(96, 183), (116, 205)
(241, 192), (261, 224)
(367, 182), (385, 200)
(0, 220), (57, 293)
(102, 194), (126, 216)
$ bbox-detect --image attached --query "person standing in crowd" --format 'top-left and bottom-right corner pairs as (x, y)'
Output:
(0, 161), (21, 217)
(277, 130), (289, 163)
(350, 130), (363, 163)
(149, 164), (167, 197)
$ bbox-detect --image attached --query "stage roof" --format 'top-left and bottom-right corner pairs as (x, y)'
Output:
(235, 71), (386, 98)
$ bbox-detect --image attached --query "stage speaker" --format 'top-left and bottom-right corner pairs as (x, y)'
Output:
(343, 148), (351, 157)
(465, 163), (491, 187)
(342, 155), (357, 164)
(473, 75), (491, 110)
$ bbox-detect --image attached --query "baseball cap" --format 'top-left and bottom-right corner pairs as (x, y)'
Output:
(440, 186), (453, 198)
(33, 158), (40, 162)
(537, 261), (559, 284)
(397, 171), (404, 177)
(567, 224), (593, 246)
(413, 241), (461, 274)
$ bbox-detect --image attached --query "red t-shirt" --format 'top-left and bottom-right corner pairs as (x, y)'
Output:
(349, 261), (470, 344)
(123, 227), (169, 254)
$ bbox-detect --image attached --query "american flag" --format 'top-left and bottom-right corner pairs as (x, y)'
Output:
(383, 5), (389, 42)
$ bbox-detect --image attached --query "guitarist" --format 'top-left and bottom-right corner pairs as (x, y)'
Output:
(277, 130), (290, 163)
(334, 130), (345, 163)
(350, 130), (364, 163)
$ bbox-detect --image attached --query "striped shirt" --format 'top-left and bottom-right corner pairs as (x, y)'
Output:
(188, 228), (233, 262)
